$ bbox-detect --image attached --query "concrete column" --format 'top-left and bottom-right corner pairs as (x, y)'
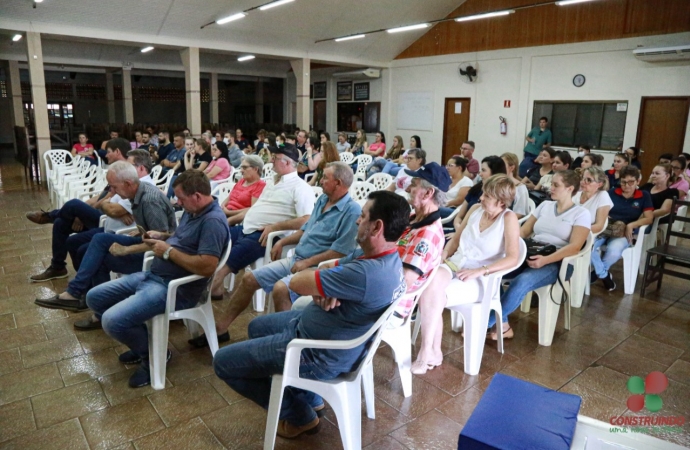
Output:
(25, 32), (51, 183)
(289, 58), (310, 130)
(5, 60), (24, 129)
(255, 77), (264, 124)
(121, 67), (134, 124)
(105, 71), (116, 123)
(180, 47), (202, 137)
(209, 72), (219, 125)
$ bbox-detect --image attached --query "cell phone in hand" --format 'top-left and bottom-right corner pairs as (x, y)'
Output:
(136, 225), (147, 237)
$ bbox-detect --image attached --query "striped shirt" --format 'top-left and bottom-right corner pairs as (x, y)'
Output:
(131, 181), (177, 232)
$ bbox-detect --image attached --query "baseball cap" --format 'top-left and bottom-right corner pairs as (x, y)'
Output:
(404, 162), (451, 192)
(269, 143), (299, 162)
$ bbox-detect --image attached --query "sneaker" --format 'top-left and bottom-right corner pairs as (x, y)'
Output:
(601, 273), (616, 291)
(30, 267), (68, 283)
(127, 351), (172, 388)
(276, 417), (320, 439)
(188, 331), (230, 349)
(119, 349), (171, 365)
(26, 210), (53, 225)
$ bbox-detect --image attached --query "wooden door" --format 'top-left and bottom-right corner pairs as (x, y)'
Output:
(442, 98), (471, 163)
(313, 101), (327, 134)
(636, 97), (690, 179)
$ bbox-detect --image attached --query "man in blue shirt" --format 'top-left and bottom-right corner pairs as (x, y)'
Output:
(213, 190), (409, 439)
(158, 132), (186, 173)
(519, 116), (553, 178)
(189, 161), (361, 348)
(87, 170), (230, 388)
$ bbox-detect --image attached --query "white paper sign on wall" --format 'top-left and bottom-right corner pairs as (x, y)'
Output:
(397, 91), (434, 131)
(455, 102), (462, 114)
(616, 103), (628, 112)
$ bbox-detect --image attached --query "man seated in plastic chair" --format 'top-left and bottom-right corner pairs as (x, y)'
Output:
(212, 190), (409, 439)
(26, 139), (140, 282)
(86, 170), (230, 388)
(388, 162), (449, 328)
(189, 161), (361, 348)
(157, 132), (186, 174)
(34, 160), (177, 328)
(207, 145), (314, 299)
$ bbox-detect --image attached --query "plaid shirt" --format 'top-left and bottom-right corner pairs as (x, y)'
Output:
(394, 211), (445, 318)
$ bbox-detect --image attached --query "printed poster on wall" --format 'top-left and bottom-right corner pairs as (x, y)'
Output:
(354, 82), (370, 101)
(337, 81), (352, 101)
(313, 82), (327, 99)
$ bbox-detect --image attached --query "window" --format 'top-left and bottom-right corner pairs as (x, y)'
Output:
(532, 101), (627, 150)
(337, 102), (381, 133)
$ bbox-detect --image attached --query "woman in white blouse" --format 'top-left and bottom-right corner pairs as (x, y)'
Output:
(445, 155), (474, 208)
(572, 167), (612, 234)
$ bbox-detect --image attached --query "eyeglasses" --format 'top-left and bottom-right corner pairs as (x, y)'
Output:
(446, 164), (456, 168)
(581, 177), (596, 184)
(620, 180), (637, 186)
(671, 166), (682, 170)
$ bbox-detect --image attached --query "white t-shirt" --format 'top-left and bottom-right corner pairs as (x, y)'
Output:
(531, 201), (591, 248)
(243, 171), (315, 234)
(104, 174), (154, 233)
(445, 176), (474, 205)
(512, 184), (529, 216)
(572, 190), (613, 225)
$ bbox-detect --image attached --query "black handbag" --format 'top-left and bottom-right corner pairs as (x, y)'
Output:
(525, 238), (557, 259)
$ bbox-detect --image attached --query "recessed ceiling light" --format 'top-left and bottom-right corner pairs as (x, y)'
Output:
(216, 12), (246, 24)
(386, 23), (429, 34)
(556, 0), (596, 5)
(237, 55), (255, 62)
(34, 0), (43, 3)
(141, 46), (154, 53)
(455, 10), (514, 22)
(259, 0), (295, 11)
(335, 34), (365, 42)
(12, 34), (22, 42)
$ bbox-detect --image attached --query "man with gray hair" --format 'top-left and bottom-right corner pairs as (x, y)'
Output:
(190, 161), (360, 347)
(35, 156), (176, 319)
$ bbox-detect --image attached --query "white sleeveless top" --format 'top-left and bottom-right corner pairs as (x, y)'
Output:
(448, 207), (508, 270)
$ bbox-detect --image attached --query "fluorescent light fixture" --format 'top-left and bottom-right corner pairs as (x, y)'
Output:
(12, 34), (22, 42)
(34, 0), (43, 2)
(141, 46), (154, 53)
(335, 34), (365, 42)
(216, 12), (246, 24)
(455, 10), (514, 22)
(386, 23), (429, 34)
(237, 55), (255, 62)
(556, 0), (596, 4)
(259, 0), (295, 11)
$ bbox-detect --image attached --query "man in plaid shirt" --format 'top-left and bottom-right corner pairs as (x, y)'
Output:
(391, 162), (450, 324)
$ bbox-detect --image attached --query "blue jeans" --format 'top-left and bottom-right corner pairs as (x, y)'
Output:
(50, 199), (103, 270)
(167, 174), (178, 198)
(366, 158), (387, 178)
(86, 271), (197, 359)
(213, 311), (339, 426)
(591, 236), (631, 278)
(518, 152), (540, 178)
(66, 234), (144, 297)
(488, 262), (573, 328)
(382, 161), (402, 176)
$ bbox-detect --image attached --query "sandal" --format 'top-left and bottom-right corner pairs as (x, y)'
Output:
(490, 326), (513, 341)
(411, 358), (443, 375)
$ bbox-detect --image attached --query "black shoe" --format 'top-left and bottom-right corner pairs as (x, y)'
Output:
(34, 294), (87, 312)
(128, 363), (151, 388)
(601, 273), (616, 291)
(530, 292), (539, 308)
(590, 271), (598, 284)
(188, 331), (230, 348)
(30, 267), (69, 283)
(119, 349), (171, 365)
(74, 316), (102, 331)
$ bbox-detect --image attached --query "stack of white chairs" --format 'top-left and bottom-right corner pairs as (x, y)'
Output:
(54, 164), (103, 208)
(44, 150), (74, 196)
(366, 173), (393, 190)
(353, 154), (373, 181)
(150, 165), (163, 182)
(50, 156), (92, 206)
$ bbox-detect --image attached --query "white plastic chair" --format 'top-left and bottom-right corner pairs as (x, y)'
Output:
(441, 207), (461, 226)
(263, 295), (403, 450)
(580, 218), (608, 302)
(145, 242), (232, 390)
(51, 157), (91, 206)
(262, 163), (275, 179)
(44, 150), (73, 193)
(420, 240), (527, 376)
(209, 171), (235, 191)
(211, 181), (235, 207)
(517, 199), (536, 225)
(349, 181), (376, 202)
(366, 173), (393, 191)
(353, 154), (373, 181)
(154, 170), (175, 195)
(519, 233), (593, 346)
(622, 224), (650, 294)
(312, 186), (323, 202)
(150, 165), (163, 183)
(304, 173), (315, 183)
(339, 152), (354, 164)
(56, 165), (101, 207)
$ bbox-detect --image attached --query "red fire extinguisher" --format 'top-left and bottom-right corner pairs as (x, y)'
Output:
(499, 116), (507, 135)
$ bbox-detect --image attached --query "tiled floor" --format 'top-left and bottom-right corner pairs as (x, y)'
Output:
(0, 154), (688, 449)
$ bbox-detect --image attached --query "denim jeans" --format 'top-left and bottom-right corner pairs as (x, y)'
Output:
(66, 233), (144, 297)
(591, 236), (631, 278)
(167, 174), (178, 198)
(86, 272), (197, 360)
(213, 311), (340, 427)
(518, 152), (540, 178)
(382, 161), (402, 176)
(366, 158), (387, 178)
(50, 199), (103, 270)
(488, 262), (573, 328)
(66, 227), (103, 271)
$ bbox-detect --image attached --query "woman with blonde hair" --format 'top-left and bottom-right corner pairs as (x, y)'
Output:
(573, 166), (612, 234)
(309, 141), (341, 186)
(501, 152), (529, 220)
(412, 174), (521, 374)
(641, 163), (679, 224)
(367, 135), (405, 177)
(349, 129), (367, 156)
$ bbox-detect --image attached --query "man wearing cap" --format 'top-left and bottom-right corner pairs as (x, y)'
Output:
(390, 161), (449, 325)
(209, 144), (315, 320)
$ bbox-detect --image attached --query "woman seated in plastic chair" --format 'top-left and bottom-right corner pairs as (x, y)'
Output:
(366, 134), (403, 178)
(308, 141), (340, 187)
(204, 141), (233, 184)
(605, 152), (630, 190)
(493, 171), (591, 338)
(221, 155), (267, 226)
(297, 135), (321, 180)
(573, 166), (612, 235)
(521, 147), (555, 191)
(438, 155), (474, 218)
(640, 163), (679, 225)
(412, 175), (521, 375)
(591, 166), (654, 291)
(447, 156), (507, 224)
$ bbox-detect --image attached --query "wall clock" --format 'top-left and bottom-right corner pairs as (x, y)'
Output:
(573, 74), (586, 87)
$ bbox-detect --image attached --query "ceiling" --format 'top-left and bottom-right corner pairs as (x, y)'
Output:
(0, 0), (465, 76)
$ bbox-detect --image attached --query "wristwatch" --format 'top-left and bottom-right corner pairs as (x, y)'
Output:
(163, 247), (173, 260)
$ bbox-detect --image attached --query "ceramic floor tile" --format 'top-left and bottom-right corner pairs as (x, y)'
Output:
(559, 381), (627, 422)
(0, 349), (22, 376)
(132, 417), (225, 450)
(0, 363), (63, 405)
(98, 368), (172, 406)
(500, 353), (582, 390)
(435, 386), (483, 426)
(163, 348), (215, 386)
(409, 354), (482, 396)
(0, 314), (15, 331)
(569, 365), (631, 403)
(389, 409), (463, 450)
(0, 399), (36, 444)
(201, 401), (267, 450)
(12, 307), (68, 328)
(0, 323), (46, 352)
(204, 375), (245, 405)
(597, 347), (670, 377)
(613, 334), (684, 366)
(147, 378), (228, 427)
(57, 348), (126, 386)
(20, 334), (84, 368)
(31, 379), (110, 429)
(665, 359), (690, 384)
(0, 418), (89, 450)
(363, 435), (409, 450)
(375, 376), (453, 419)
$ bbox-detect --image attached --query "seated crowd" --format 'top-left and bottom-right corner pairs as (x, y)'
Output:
(26, 123), (688, 439)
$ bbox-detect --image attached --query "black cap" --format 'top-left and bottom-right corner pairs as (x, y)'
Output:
(270, 143), (299, 162)
(404, 162), (451, 192)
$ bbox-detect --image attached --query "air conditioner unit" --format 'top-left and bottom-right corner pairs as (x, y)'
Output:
(633, 45), (690, 62)
(332, 68), (381, 79)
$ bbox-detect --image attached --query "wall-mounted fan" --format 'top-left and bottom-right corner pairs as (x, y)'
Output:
(459, 63), (478, 82)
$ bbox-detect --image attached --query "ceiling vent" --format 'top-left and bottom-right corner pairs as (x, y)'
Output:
(633, 45), (690, 62)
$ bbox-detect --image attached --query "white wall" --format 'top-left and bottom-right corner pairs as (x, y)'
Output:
(384, 32), (690, 166)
